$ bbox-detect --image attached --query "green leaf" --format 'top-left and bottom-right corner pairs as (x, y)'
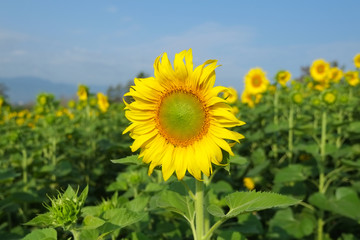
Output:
(103, 208), (146, 228)
(23, 228), (57, 240)
(237, 213), (263, 234)
(83, 215), (105, 229)
(0, 168), (20, 182)
(229, 155), (247, 165)
(309, 187), (360, 221)
(274, 164), (309, 183)
(207, 204), (225, 217)
(348, 121), (360, 133)
(269, 208), (316, 239)
(144, 182), (165, 192)
(124, 196), (149, 212)
(212, 180), (233, 194)
(341, 159), (360, 168)
(24, 213), (53, 227)
(157, 190), (195, 221)
(225, 191), (300, 218)
(111, 155), (142, 165)
(217, 231), (245, 240)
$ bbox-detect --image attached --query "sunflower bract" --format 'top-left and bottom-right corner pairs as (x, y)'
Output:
(123, 49), (245, 181)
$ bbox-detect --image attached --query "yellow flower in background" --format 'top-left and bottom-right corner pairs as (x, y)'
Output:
(329, 67), (343, 83)
(231, 106), (239, 115)
(310, 59), (330, 81)
(243, 177), (255, 190)
(123, 49), (245, 181)
(39, 95), (47, 105)
(0, 97), (3, 107)
(244, 68), (270, 95)
(354, 53), (360, 68)
(16, 118), (25, 126)
(241, 90), (262, 108)
(322, 91), (337, 105)
(18, 109), (30, 119)
(77, 85), (89, 101)
(276, 70), (291, 87)
(344, 71), (360, 87)
(222, 87), (238, 104)
(313, 80), (330, 91)
(68, 100), (76, 108)
(267, 85), (277, 94)
(97, 93), (110, 113)
(291, 92), (303, 104)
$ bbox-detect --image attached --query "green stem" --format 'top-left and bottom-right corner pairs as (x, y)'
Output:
(195, 180), (204, 240)
(203, 218), (227, 240)
(317, 110), (327, 240)
(288, 104), (294, 163)
(51, 138), (57, 186)
(21, 149), (28, 190)
(336, 109), (343, 149)
(273, 90), (279, 160)
(70, 229), (80, 240)
(320, 110), (327, 164)
(349, 88), (353, 121)
(317, 216), (324, 240)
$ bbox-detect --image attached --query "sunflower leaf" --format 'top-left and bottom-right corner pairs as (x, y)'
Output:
(225, 191), (300, 218)
(23, 228), (57, 240)
(111, 155), (142, 165)
(157, 190), (195, 222)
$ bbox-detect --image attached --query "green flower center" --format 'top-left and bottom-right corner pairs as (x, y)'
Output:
(158, 91), (207, 145)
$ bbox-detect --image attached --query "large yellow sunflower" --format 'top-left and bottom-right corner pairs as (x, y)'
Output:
(244, 68), (269, 95)
(310, 59), (330, 81)
(123, 49), (245, 181)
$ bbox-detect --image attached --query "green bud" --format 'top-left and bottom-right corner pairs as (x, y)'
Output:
(44, 185), (88, 230)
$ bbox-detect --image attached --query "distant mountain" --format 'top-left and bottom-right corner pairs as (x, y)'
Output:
(0, 77), (108, 104)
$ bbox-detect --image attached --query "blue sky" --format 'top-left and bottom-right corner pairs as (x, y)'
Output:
(0, 1), (359, 93)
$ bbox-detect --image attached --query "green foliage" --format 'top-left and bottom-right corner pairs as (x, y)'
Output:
(1, 63), (360, 239)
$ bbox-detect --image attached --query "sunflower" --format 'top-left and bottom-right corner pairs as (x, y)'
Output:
(77, 85), (89, 101)
(123, 49), (245, 181)
(222, 87), (238, 104)
(97, 93), (110, 113)
(354, 53), (360, 68)
(328, 67), (343, 83)
(275, 70), (291, 87)
(322, 91), (337, 105)
(344, 71), (360, 87)
(244, 68), (269, 94)
(241, 89), (262, 108)
(310, 59), (330, 81)
(243, 177), (255, 190)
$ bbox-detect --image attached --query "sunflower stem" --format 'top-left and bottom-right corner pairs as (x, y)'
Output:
(272, 88), (279, 160)
(195, 180), (205, 240)
(317, 110), (327, 240)
(287, 103), (294, 163)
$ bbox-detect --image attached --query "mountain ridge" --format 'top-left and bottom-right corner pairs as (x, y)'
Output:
(0, 76), (108, 104)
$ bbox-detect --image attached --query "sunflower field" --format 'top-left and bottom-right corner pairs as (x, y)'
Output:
(0, 52), (360, 240)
